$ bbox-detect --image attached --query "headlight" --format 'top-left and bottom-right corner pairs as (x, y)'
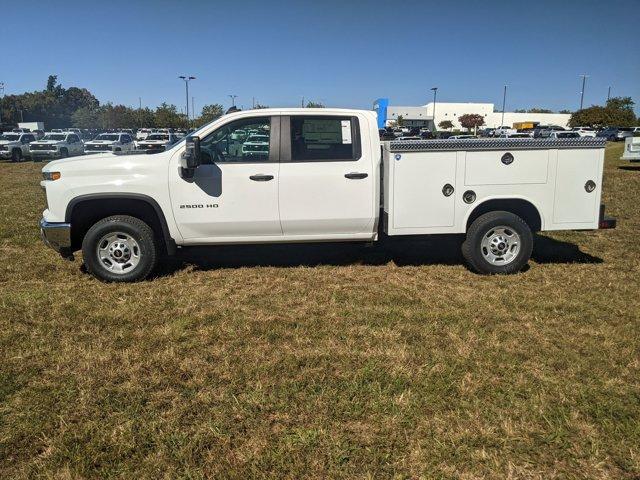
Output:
(43, 171), (61, 181)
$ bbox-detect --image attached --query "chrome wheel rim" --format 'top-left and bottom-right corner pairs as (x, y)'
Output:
(480, 226), (521, 265)
(96, 232), (141, 274)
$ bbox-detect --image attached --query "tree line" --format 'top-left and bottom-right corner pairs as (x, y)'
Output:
(0, 75), (225, 130)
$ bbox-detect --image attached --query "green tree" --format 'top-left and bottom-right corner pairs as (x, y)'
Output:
(569, 97), (636, 128)
(396, 115), (404, 127)
(438, 120), (453, 130)
(559, 109), (572, 114)
(71, 107), (100, 128)
(254, 103), (269, 109)
(154, 103), (184, 128)
(458, 113), (485, 132)
(193, 103), (224, 127)
(606, 96), (634, 111)
(305, 101), (325, 108)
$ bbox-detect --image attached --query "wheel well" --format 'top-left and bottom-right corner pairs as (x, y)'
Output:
(67, 197), (174, 254)
(466, 199), (542, 232)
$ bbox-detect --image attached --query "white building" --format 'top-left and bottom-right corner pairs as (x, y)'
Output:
(423, 102), (571, 130)
(376, 99), (571, 130)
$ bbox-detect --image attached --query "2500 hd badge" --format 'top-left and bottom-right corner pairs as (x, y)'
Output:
(179, 204), (219, 209)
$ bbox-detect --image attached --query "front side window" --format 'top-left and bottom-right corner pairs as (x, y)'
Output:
(290, 116), (360, 161)
(200, 117), (271, 163)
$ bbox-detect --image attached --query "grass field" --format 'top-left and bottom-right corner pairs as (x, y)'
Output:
(0, 143), (638, 479)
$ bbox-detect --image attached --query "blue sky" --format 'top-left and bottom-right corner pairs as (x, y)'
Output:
(3, 0), (639, 114)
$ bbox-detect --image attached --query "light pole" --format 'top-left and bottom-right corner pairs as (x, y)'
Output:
(179, 76), (195, 128)
(579, 74), (589, 110)
(228, 94), (237, 108)
(501, 85), (508, 127)
(0, 82), (4, 125)
(607, 85), (611, 102)
(430, 87), (438, 131)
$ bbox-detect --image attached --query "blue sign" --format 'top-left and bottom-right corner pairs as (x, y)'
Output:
(373, 98), (389, 129)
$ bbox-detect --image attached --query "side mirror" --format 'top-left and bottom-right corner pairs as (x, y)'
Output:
(181, 136), (201, 178)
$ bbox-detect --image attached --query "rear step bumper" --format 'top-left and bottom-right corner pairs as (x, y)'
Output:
(599, 204), (617, 229)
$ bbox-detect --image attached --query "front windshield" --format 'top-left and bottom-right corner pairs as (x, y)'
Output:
(0, 134), (20, 141)
(43, 134), (67, 141)
(147, 134), (169, 141)
(96, 134), (119, 141)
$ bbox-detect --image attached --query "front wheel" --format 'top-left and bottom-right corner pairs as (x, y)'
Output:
(462, 211), (533, 274)
(11, 149), (22, 162)
(82, 215), (158, 282)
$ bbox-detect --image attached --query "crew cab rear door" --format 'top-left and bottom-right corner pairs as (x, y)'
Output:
(278, 114), (375, 236)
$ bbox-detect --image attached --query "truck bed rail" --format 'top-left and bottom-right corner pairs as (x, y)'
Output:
(387, 137), (606, 152)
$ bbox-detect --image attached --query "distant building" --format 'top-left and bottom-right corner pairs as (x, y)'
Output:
(374, 99), (571, 130)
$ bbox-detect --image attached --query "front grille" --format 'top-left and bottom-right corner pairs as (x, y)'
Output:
(0, 145), (7, 151)
(31, 144), (54, 151)
(87, 144), (111, 151)
(244, 145), (268, 152)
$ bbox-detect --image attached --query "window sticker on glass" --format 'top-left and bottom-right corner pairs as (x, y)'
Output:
(341, 120), (352, 144)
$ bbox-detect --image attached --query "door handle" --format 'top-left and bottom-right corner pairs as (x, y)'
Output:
(344, 172), (368, 179)
(249, 174), (274, 181)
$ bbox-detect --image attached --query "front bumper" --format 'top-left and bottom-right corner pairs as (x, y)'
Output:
(0, 150), (12, 158)
(40, 218), (72, 254)
(31, 150), (59, 159)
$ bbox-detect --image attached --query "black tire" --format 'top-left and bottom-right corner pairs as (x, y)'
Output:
(59, 148), (68, 158)
(462, 211), (533, 275)
(11, 149), (21, 162)
(82, 215), (158, 282)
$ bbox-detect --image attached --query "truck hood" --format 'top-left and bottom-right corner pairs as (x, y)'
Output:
(42, 150), (167, 176)
(0, 140), (19, 146)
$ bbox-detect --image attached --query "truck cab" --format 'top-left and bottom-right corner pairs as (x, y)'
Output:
(39, 108), (614, 282)
(0, 131), (37, 161)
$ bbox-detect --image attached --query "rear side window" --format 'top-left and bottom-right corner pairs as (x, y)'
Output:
(290, 116), (360, 161)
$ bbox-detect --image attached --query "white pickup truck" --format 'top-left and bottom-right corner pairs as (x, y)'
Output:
(39, 108), (616, 282)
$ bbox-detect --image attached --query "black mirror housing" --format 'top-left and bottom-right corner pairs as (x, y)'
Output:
(184, 136), (202, 169)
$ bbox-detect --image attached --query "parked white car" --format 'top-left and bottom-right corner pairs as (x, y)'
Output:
(0, 132), (38, 162)
(84, 133), (135, 154)
(136, 128), (153, 141)
(449, 135), (477, 139)
(621, 136), (640, 162)
(548, 131), (581, 139)
(241, 134), (270, 157)
(135, 133), (178, 153)
(499, 133), (533, 138)
(39, 108), (617, 282)
(571, 127), (597, 137)
(29, 132), (84, 160)
(494, 126), (517, 136)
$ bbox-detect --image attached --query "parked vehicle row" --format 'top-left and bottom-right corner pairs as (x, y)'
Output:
(0, 128), (187, 161)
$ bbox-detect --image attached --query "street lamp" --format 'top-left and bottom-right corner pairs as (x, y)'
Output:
(430, 87), (438, 131)
(0, 82), (4, 125)
(579, 74), (589, 110)
(228, 94), (238, 108)
(179, 76), (196, 128)
(501, 85), (508, 128)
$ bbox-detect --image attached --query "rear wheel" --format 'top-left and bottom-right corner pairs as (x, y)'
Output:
(462, 211), (533, 274)
(11, 149), (22, 162)
(82, 215), (158, 282)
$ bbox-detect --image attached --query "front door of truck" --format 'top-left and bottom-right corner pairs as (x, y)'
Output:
(169, 115), (282, 240)
(277, 115), (376, 236)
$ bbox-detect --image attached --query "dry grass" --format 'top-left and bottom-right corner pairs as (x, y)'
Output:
(0, 143), (638, 479)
